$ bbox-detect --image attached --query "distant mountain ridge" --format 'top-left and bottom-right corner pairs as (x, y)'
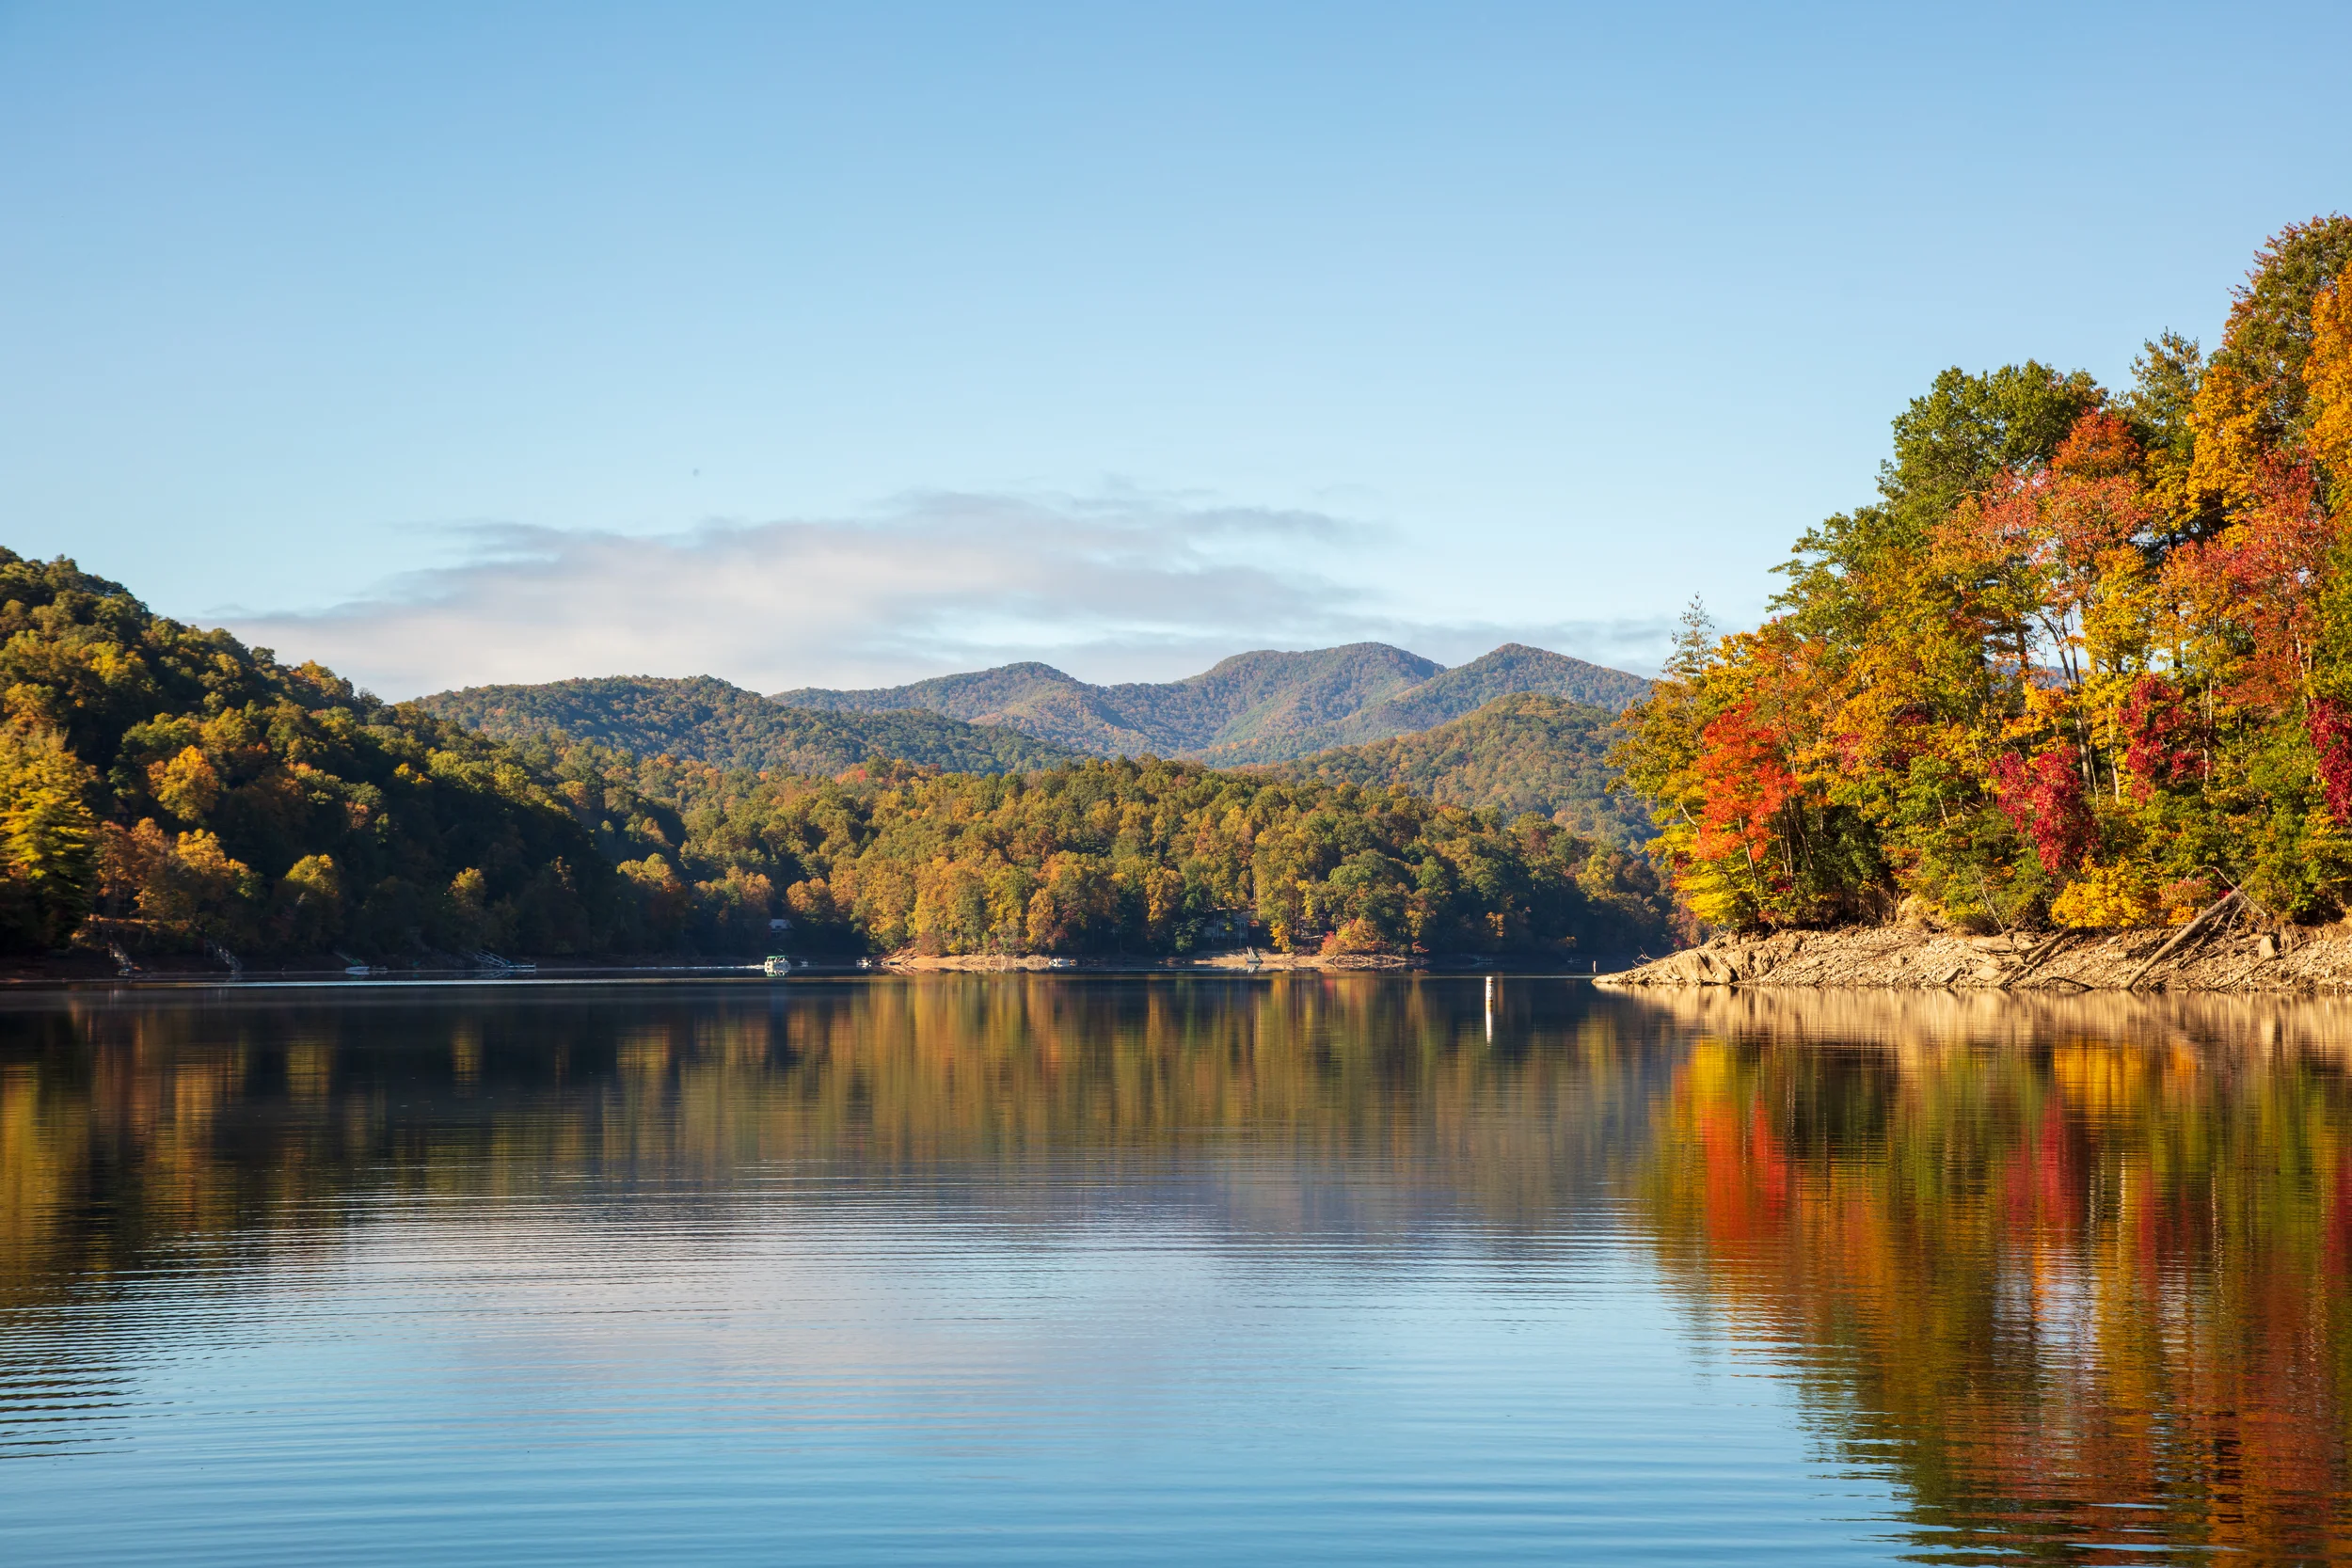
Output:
(415, 675), (1077, 776)
(775, 641), (1649, 763)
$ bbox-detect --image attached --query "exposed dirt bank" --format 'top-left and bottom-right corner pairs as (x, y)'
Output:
(1597, 914), (2352, 994)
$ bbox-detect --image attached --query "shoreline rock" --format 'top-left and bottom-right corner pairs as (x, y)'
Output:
(1597, 921), (2352, 994)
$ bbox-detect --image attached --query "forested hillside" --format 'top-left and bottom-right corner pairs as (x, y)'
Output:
(777, 640), (1650, 762)
(1268, 693), (1651, 847)
(0, 551), (1670, 962)
(1342, 642), (1650, 721)
(1198, 645), (1651, 761)
(1618, 216), (2352, 932)
(520, 741), (1676, 958)
(779, 660), (1168, 754)
(418, 675), (1074, 774)
(0, 550), (642, 958)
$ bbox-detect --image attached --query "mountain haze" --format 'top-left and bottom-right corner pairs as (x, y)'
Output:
(776, 641), (1650, 763)
(417, 676), (1077, 775)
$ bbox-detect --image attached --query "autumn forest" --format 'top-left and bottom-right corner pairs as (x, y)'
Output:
(0, 554), (1669, 964)
(13, 216), (2351, 965)
(1620, 216), (2352, 935)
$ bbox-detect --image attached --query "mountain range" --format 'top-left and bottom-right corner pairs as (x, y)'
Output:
(416, 675), (1079, 775)
(413, 642), (1657, 836)
(771, 641), (1649, 764)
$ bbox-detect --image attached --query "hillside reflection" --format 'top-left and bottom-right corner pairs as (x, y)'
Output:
(1632, 988), (2352, 1561)
(8, 979), (2352, 1559)
(0, 977), (1661, 1326)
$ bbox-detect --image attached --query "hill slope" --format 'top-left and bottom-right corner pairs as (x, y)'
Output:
(776, 641), (1650, 762)
(773, 662), (1161, 754)
(578, 752), (1674, 959)
(0, 549), (642, 958)
(1266, 692), (1653, 847)
(417, 676), (1076, 775)
(1196, 644), (1653, 762)
(1356, 643), (1650, 722)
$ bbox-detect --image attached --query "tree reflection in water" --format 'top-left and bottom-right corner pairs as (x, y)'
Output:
(0, 976), (1661, 1324)
(1633, 989), (2352, 1561)
(4, 979), (2352, 1559)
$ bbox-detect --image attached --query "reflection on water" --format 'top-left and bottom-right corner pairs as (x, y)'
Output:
(1635, 989), (2352, 1561)
(3, 978), (2350, 1562)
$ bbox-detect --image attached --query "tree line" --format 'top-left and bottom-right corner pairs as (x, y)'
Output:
(0, 550), (1673, 961)
(524, 737), (1673, 958)
(1617, 216), (2352, 931)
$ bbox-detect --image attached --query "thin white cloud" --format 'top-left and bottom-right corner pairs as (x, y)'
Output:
(225, 492), (1672, 698)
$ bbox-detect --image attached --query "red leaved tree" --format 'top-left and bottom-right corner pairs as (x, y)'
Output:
(2119, 674), (2204, 796)
(2163, 457), (2332, 712)
(1990, 750), (2095, 873)
(1692, 702), (1800, 894)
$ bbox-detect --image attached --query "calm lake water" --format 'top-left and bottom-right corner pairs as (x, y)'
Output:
(3, 976), (2349, 1564)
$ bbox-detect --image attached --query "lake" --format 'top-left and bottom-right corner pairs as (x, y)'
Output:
(3, 976), (2348, 1563)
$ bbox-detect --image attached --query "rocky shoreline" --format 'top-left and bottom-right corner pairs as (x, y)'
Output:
(1597, 911), (2352, 994)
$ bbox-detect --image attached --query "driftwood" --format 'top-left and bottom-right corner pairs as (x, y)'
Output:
(1997, 930), (2074, 990)
(2121, 891), (2242, 991)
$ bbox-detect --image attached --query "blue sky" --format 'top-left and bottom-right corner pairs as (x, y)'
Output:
(3, 2), (2346, 695)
